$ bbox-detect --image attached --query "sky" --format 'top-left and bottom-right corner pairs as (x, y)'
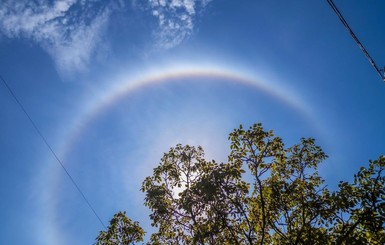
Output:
(0, 0), (385, 244)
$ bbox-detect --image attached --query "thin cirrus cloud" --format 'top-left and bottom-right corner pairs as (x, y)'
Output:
(0, 0), (114, 75)
(0, 0), (212, 76)
(148, 0), (212, 49)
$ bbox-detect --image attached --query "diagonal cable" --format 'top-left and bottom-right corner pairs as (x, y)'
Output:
(326, 0), (385, 82)
(0, 75), (107, 229)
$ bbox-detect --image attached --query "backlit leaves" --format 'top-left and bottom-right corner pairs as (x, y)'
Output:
(97, 123), (385, 244)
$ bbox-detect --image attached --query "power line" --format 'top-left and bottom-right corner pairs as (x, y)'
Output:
(326, 0), (385, 83)
(0, 75), (107, 230)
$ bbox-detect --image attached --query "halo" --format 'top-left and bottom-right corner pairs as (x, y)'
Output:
(66, 66), (313, 151)
(40, 65), (318, 244)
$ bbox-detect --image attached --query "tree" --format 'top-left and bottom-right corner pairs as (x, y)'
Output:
(141, 144), (249, 244)
(96, 123), (385, 244)
(331, 158), (385, 244)
(95, 211), (144, 245)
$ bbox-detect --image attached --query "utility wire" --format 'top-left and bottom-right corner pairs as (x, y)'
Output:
(0, 75), (107, 230)
(326, 0), (385, 83)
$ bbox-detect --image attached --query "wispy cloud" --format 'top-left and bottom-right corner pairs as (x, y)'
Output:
(0, 0), (114, 76)
(147, 0), (212, 49)
(0, 0), (212, 76)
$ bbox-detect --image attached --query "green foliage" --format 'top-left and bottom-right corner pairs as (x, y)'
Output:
(141, 144), (249, 244)
(97, 123), (385, 244)
(227, 123), (330, 244)
(332, 157), (385, 244)
(95, 211), (144, 245)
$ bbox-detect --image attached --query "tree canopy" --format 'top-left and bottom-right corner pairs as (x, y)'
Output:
(96, 123), (385, 244)
(96, 211), (145, 245)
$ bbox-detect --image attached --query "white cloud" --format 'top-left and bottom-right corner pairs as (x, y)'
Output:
(0, 0), (113, 76)
(147, 0), (212, 49)
(0, 0), (213, 76)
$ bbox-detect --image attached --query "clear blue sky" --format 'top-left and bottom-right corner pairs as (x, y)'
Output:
(1, 1), (385, 244)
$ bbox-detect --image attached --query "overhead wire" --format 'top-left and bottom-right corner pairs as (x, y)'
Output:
(326, 0), (385, 83)
(0, 75), (107, 230)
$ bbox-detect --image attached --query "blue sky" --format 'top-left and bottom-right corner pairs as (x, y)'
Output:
(1, 0), (385, 244)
